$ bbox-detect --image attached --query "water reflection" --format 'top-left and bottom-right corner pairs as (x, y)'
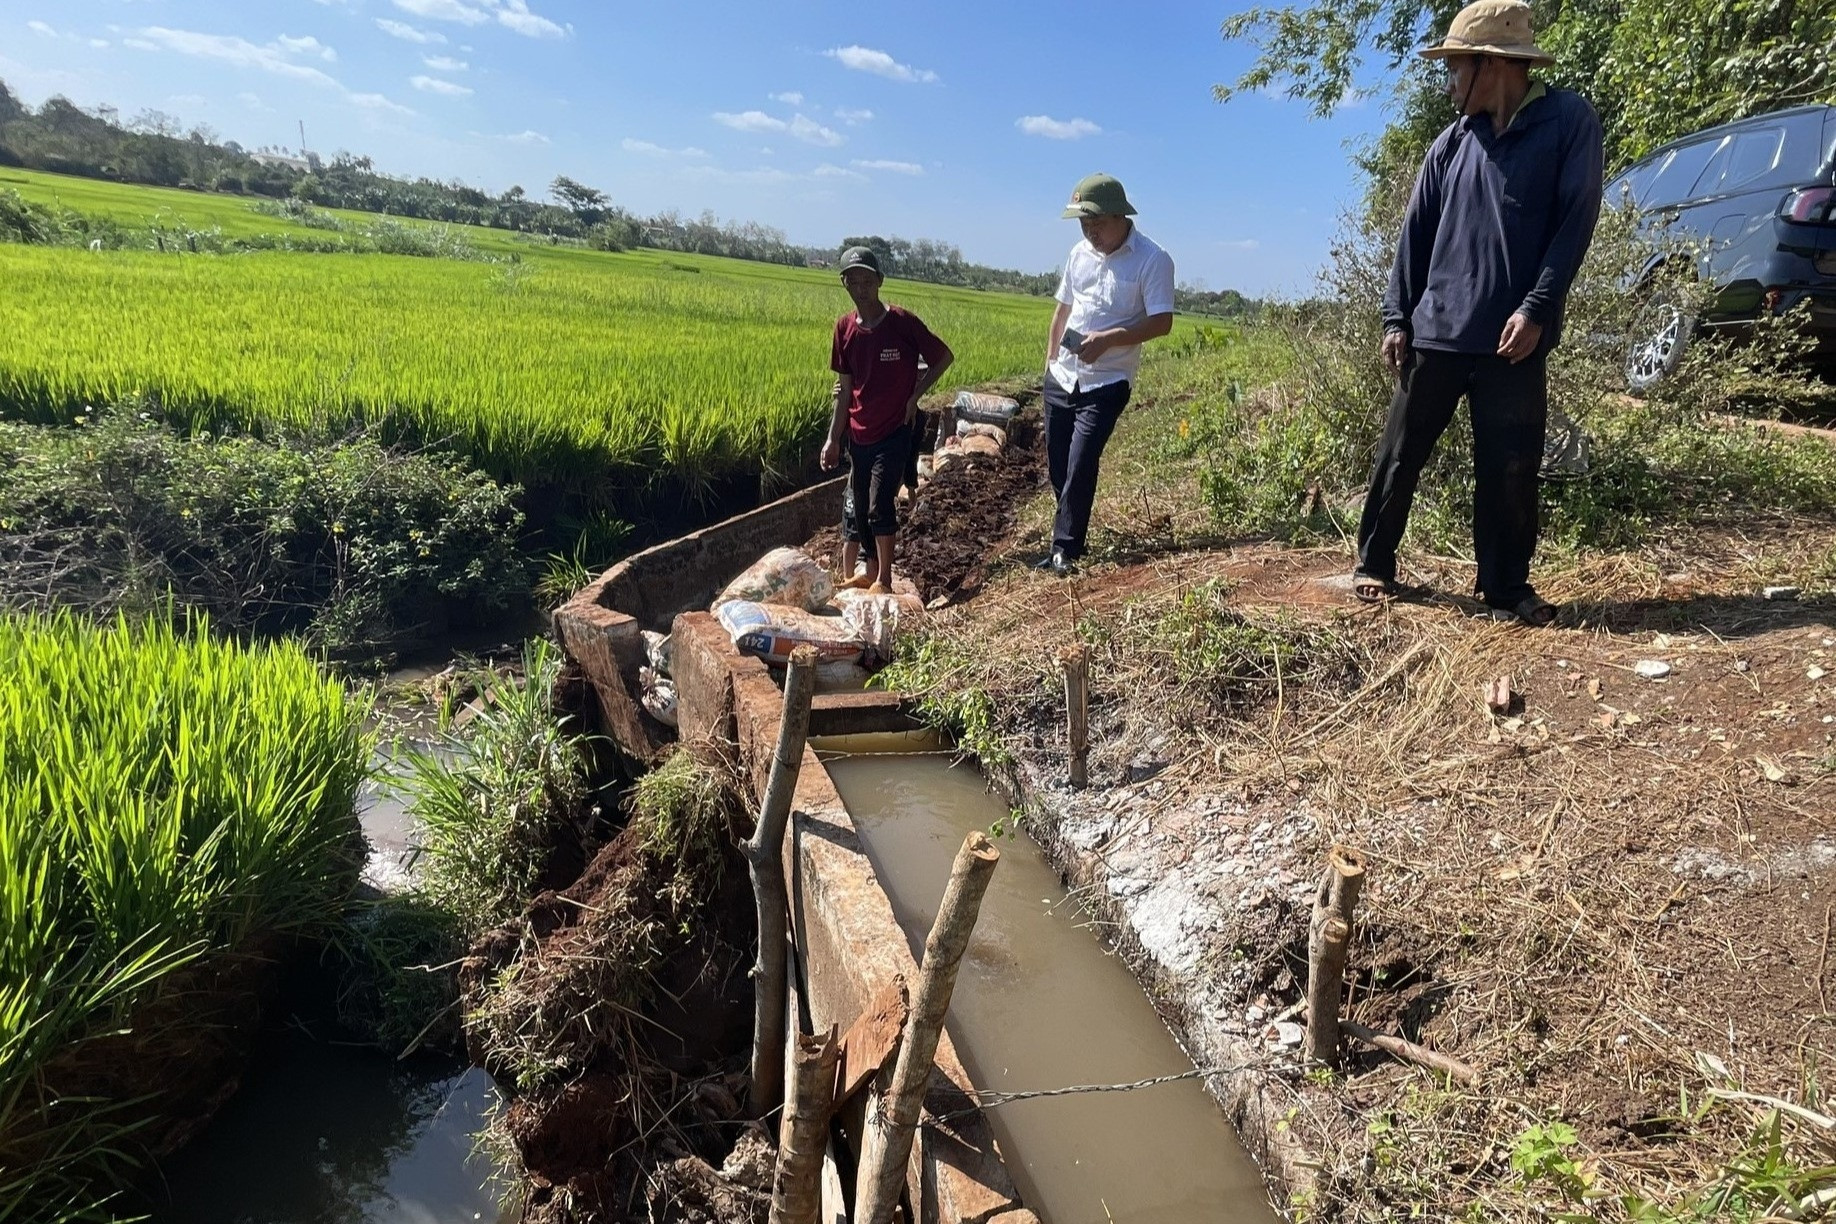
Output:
(140, 1027), (509, 1224)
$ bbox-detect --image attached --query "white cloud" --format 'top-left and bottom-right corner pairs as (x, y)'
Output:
(813, 164), (864, 180)
(769, 91), (803, 105)
(1217, 239), (1261, 251)
(623, 138), (709, 158)
(824, 45), (937, 84)
(376, 18), (447, 44)
(789, 114), (843, 147)
(28, 20), (56, 37)
(834, 107), (873, 124)
(852, 158), (922, 175)
(411, 74), (473, 96)
(392, 0), (489, 26)
(278, 34), (337, 61)
(351, 92), (416, 115)
(87, 38), (109, 48)
(123, 37), (159, 50)
(472, 128), (549, 143)
(313, 0), (358, 5)
(497, 0), (569, 38)
(136, 28), (342, 88)
(423, 54), (468, 71)
(237, 91), (271, 111)
(713, 110), (785, 133)
(1016, 114), (1102, 140)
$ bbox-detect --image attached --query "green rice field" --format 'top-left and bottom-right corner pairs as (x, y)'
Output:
(0, 170), (1058, 493)
(0, 610), (366, 1219)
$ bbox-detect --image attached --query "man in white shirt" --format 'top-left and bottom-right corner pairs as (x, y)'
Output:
(1040, 173), (1176, 575)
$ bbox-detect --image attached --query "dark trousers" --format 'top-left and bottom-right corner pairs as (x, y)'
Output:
(1043, 378), (1131, 559)
(844, 424), (911, 545)
(1356, 349), (1547, 607)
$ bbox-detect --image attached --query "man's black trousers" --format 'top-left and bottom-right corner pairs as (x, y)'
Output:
(844, 423), (911, 544)
(1043, 378), (1131, 560)
(1355, 348), (1547, 608)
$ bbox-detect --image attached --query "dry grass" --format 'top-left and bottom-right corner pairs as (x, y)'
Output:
(887, 344), (1836, 1220)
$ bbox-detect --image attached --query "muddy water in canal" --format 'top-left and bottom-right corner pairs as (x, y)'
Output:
(818, 736), (1276, 1224)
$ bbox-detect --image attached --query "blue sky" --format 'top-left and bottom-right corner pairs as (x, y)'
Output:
(1, 0), (1399, 296)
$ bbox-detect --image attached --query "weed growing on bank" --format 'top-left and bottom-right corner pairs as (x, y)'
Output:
(0, 405), (528, 658)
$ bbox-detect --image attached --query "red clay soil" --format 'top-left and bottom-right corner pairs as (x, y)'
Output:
(462, 819), (762, 1224)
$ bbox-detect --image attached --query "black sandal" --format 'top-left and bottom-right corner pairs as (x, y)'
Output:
(1351, 572), (1396, 603)
(1489, 593), (1558, 626)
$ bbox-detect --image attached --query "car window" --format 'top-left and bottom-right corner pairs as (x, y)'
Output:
(1714, 127), (1786, 194)
(1607, 157), (1663, 209)
(1644, 138), (1722, 207)
(1688, 139), (1733, 197)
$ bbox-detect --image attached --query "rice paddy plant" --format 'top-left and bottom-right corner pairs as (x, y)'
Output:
(0, 235), (1055, 498)
(0, 611), (367, 1222)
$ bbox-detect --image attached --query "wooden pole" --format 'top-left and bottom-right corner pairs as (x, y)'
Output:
(770, 1025), (840, 1224)
(853, 831), (1000, 1224)
(1061, 645), (1089, 789)
(1305, 844), (1366, 1068)
(745, 645), (819, 1116)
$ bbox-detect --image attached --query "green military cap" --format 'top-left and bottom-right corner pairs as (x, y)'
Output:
(1061, 172), (1137, 219)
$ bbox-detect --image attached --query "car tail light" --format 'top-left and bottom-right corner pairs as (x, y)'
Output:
(1781, 186), (1835, 223)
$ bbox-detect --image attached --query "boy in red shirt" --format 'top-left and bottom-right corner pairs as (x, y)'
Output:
(820, 246), (954, 593)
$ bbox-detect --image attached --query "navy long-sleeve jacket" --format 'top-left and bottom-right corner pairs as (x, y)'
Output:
(1382, 86), (1604, 357)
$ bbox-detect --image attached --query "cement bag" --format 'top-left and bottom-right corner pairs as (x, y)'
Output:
(716, 600), (864, 666)
(955, 420), (1008, 449)
(711, 547), (834, 613)
(953, 391), (1019, 427)
(961, 435), (1003, 461)
(641, 629), (673, 677)
(915, 453), (935, 481)
(638, 666), (678, 727)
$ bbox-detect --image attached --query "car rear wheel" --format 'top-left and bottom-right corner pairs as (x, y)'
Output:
(1625, 291), (1694, 394)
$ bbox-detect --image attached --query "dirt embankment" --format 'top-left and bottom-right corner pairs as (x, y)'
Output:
(459, 787), (766, 1223)
(890, 412), (1836, 1219)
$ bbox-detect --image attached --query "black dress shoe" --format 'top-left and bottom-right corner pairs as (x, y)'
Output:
(1032, 552), (1061, 571)
(1049, 550), (1075, 576)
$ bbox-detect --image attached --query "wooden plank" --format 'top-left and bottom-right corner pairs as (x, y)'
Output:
(833, 978), (909, 1106)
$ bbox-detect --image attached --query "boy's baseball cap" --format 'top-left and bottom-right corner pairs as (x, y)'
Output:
(838, 245), (882, 274)
(1061, 173), (1137, 218)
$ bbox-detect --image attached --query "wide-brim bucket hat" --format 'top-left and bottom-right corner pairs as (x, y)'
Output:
(1418, 0), (1555, 67)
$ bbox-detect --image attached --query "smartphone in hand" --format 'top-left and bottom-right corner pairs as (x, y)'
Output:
(1059, 327), (1086, 355)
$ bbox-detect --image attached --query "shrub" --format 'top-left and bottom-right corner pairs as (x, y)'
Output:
(0, 406), (529, 657)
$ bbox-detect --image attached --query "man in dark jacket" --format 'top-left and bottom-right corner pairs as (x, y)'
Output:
(1352, 0), (1603, 625)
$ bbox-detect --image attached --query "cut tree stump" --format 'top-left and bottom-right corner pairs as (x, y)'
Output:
(1305, 844), (1366, 1067)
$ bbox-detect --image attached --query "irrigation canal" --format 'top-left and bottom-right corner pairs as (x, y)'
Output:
(817, 733), (1277, 1223)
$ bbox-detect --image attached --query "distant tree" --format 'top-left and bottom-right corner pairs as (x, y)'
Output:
(128, 108), (182, 138)
(549, 174), (608, 223)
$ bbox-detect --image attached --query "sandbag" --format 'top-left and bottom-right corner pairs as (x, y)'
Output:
(641, 629), (673, 677)
(711, 547), (834, 613)
(833, 587), (922, 666)
(960, 435), (1003, 461)
(638, 666), (678, 727)
(716, 600), (864, 666)
(814, 660), (873, 692)
(952, 391), (1020, 427)
(955, 420), (1008, 449)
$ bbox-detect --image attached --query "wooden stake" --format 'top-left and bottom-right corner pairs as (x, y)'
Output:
(770, 1025), (840, 1224)
(1342, 1019), (1480, 1087)
(745, 645), (818, 1116)
(1061, 644), (1089, 789)
(1305, 844), (1366, 1068)
(853, 831), (1000, 1224)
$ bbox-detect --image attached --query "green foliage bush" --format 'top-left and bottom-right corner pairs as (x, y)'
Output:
(1177, 203), (1836, 558)
(0, 406), (528, 656)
